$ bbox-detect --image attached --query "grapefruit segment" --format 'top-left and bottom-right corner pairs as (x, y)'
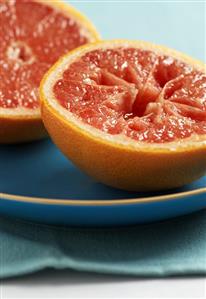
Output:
(0, 0), (99, 143)
(41, 40), (206, 191)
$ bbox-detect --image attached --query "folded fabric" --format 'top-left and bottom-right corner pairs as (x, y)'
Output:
(0, 210), (206, 279)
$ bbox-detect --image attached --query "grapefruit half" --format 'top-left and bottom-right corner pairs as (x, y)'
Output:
(40, 40), (206, 191)
(0, 0), (99, 143)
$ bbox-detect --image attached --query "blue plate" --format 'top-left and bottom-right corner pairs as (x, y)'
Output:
(0, 140), (205, 227)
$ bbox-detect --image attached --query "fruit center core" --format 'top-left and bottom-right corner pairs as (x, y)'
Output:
(7, 41), (35, 64)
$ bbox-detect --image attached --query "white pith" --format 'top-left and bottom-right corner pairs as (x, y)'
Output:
(0, 107), (41, 118)
(42, 40), (206, 151)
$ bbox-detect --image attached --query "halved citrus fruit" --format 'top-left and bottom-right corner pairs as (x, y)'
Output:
(0, 0), (99, 143)
(40, 40), (206, 191)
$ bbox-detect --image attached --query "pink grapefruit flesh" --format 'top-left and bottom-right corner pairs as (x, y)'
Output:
(0, 0), (97, 111)
(53, 48), (206, 143)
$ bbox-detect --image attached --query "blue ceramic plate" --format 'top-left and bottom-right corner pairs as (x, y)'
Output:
(0, 140), (205, 227)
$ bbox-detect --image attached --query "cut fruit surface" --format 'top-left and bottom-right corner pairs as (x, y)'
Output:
(0, 0), (99, 143)
(52, 45), (206, 143)
(41, 40), (206, 191)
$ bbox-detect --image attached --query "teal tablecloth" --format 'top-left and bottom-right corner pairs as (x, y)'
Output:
(0, 210), (205, 279)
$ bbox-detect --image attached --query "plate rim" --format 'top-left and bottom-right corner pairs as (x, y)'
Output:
(0, 187), (206, 206)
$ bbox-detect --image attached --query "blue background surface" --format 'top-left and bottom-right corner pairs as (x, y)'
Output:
(69, 0), (205, 61)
